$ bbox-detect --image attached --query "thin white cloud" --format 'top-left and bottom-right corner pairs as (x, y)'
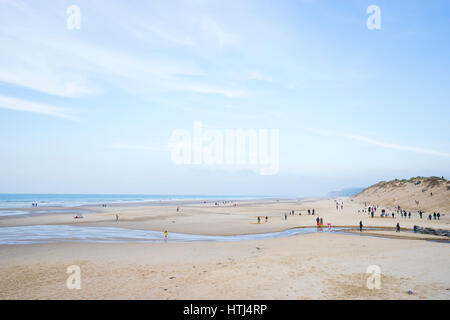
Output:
(0, 3), (205, 98)
(0, 94), (75, 119)
(197, 16), (239, 49)
(110, 143), (168, 151)
(344, 134), (450, 158)
(249, 70), (274, 82)
(287, 83), (296, 89)
(307, 128), (450, 158)
(170, 83), (245, 98)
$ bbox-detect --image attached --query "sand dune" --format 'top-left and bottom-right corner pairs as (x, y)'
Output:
(353, 177), (450, 213)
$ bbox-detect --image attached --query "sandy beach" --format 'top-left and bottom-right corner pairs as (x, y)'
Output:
(1, 197), (449, 299)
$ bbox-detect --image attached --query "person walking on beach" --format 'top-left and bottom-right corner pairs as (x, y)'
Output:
(419, 211), (422, 219)
(308, 209), (311, 215)
(371, 211), (374, 219)
(428, 214), (432, 220)
(258, 216), (260, 224)
(359, 221), (363, 232)
(392, 213), (394, 218)
(284, 213), (287, 221)
(437, 213), (440, 220)
(164, 230), (168, 239)
(115, 214), (119, 222)
(265, 216), (268, 223)
(433, 212), (436, 220)
(312, 209), (315, 215)
(396, 223), (400, 232)
(320, 218), (323, 226)
(408, 212), (411, 219)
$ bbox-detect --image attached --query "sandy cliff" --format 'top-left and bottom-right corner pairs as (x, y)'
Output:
(352, 176), (450, 213)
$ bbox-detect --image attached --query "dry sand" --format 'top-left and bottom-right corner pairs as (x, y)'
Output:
(0, 197), (449, 299)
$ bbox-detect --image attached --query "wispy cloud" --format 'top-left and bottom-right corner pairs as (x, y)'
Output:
(170, 83), (245, 98)
(110, 143), (168, 152)
(249, 70), (274, 82)
(0, 2), (234, 99)
(197, 16), (240, 49)
(344, 134), (450, 158)
(307, 128), (450, 158)
(0, 95), (75, 119)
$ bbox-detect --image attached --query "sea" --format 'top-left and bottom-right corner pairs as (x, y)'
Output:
(0, 193), (269, 209)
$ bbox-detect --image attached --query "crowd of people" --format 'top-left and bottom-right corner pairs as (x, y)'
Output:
(359, 204), (443, 222)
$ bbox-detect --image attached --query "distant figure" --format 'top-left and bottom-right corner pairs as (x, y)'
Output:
(327, 223), (331, 231)
(428, 214), (432, 220)
(430, 192), (433, 197)
(359, 221), (363, 232)
(258, 216), (261, 224)
(408, 212), (411, 219)
(265, 216), (268, 222)
(115, 214), (119, 222)
(320, 218), (323, 226)
(433, 212), (437, 220)
(177, 207), (179, 212)
(341, 205), (343, 210)
(164, 230), (168, 239)
(308, 209), (311, 215)
(371, 212), (374, 218)
(316, 217), (320, 225)
(419, 211), (422, 219)
(437, 213), (440, 220)
(312, 209), (315, 215)
(392, 213), (394, 218)
(396, 223), (400, 232)
(284, 213), (287, 221)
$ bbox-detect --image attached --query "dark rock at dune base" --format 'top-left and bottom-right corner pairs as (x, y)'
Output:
(413, 226), (450, 237)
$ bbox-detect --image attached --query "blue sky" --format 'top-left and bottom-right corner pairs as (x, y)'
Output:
(0, 0), (449, 196)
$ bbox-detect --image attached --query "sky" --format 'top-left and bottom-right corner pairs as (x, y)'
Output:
(0, 0), (449, 196)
